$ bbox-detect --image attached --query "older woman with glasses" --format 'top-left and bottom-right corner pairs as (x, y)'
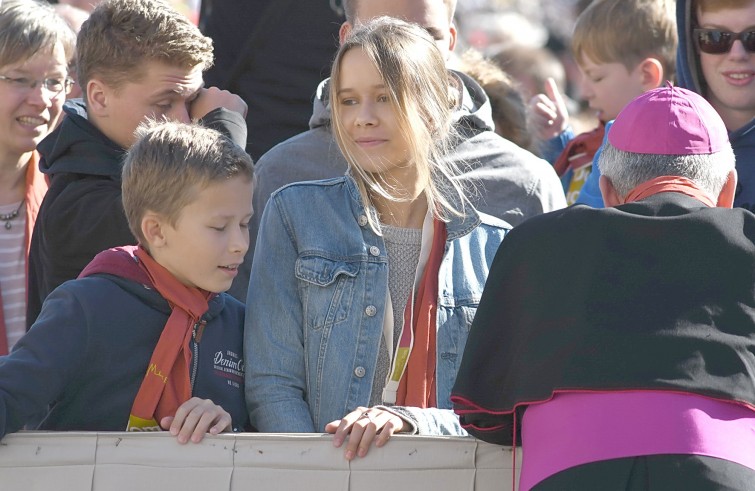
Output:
(0, 0), (75, 354)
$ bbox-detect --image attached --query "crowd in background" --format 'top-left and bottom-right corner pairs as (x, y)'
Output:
(1, 1), (754, 490)
(52, 0), (597, 157)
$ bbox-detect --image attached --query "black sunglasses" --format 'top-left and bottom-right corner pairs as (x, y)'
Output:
(694, 28), (755, 54)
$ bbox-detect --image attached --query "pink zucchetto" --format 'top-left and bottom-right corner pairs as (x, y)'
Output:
(607, 82), (729, 155)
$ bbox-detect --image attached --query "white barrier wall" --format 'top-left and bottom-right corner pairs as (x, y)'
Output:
(0, 432), (520, 490)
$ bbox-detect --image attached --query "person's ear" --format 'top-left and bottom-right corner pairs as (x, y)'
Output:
(86, 78), (110, 118)
(140, 212), (168, 250)
(599, 175), (624, 207)
(637, 57), (664, 91)
(339, 21), (353, 45)
(447, 22), (458, 53)
(717, 169), (738, 208)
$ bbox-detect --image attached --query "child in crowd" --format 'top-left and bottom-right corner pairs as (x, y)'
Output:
(26, 0), (248, 327)
(246, 18), (508, 460)
(530, 0), (676, 204)
(677, 0), (755, 212)
(0, 121), (253, 442)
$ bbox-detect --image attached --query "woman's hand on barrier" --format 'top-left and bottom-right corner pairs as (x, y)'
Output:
(325, 406), (408, 460)
(160, 397), (232, 444)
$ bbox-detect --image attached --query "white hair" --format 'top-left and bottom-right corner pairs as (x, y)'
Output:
(598, 141), (735, 199)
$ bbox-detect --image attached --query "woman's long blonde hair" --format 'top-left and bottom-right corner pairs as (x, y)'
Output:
(330, 17), (467, 231)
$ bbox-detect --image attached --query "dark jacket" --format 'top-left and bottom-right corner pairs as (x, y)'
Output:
(0, 273), (248, 437)
(452, 193), (755, 445)
(677, 0), (755, 212)
(201, 0), (342, 160)
(27, 100), (248, 327)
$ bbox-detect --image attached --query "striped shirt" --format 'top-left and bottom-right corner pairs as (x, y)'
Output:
(0, 200), (26, 349)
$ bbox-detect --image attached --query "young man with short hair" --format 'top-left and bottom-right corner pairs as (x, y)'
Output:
(26, 0), (248, 327)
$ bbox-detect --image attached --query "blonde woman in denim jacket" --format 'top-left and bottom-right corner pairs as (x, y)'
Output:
(245, 18), (509, 460)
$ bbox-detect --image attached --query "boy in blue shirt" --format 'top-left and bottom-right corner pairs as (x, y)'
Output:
(530, 0), (676, 204)
(0, 121), (253, 443)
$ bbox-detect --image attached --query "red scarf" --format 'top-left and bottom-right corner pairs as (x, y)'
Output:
(79, 245), (212, 430)
(553, 124), (605, 177)
(395, 219), (447, 407)
(624, 176), (716, 207)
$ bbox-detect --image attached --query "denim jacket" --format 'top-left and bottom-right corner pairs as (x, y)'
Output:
(245, 176), (509, 433)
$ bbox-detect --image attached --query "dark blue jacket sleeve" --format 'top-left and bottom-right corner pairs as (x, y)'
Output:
(199, 108), (248, 152)
(0, 285), (88, 438)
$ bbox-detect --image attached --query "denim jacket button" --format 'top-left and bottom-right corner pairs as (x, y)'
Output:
(369, 246), (380, 256)
(358, 215), (368, 227)
(365, 305), (377, 317)
(354, 366), (366, 378)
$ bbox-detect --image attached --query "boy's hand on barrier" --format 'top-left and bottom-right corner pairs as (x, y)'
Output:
(160, 397), (232, 444)
(190, 87), (248, 120)
(528, 77), (569, 140)
(325, 406), (408, 460)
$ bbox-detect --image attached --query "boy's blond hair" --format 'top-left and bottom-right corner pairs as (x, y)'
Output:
(122, 121), (254, 244)
(572, 0), (677, 80)
(76, 0), (213, 96)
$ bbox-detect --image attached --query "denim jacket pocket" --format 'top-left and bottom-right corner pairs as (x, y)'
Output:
(295, 254), (361, 330)
(439, 293), (480, 328)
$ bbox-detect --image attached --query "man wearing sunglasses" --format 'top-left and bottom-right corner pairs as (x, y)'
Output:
(678, 0), (755, 212)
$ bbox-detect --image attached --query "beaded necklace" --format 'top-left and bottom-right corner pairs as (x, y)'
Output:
(0, 200), (24, 230)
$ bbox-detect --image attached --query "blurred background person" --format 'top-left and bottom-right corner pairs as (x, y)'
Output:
(454, 0), (599, 157)
(490, 45), (567, 103)
(454, 49), (538, 155)
(50, 3), (89, 100)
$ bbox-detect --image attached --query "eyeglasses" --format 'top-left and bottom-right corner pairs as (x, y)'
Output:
(0, 75), (75, 96)
(694, 28), (755, 54)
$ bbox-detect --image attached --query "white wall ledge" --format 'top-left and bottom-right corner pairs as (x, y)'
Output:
(0, 432), (520, 490)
